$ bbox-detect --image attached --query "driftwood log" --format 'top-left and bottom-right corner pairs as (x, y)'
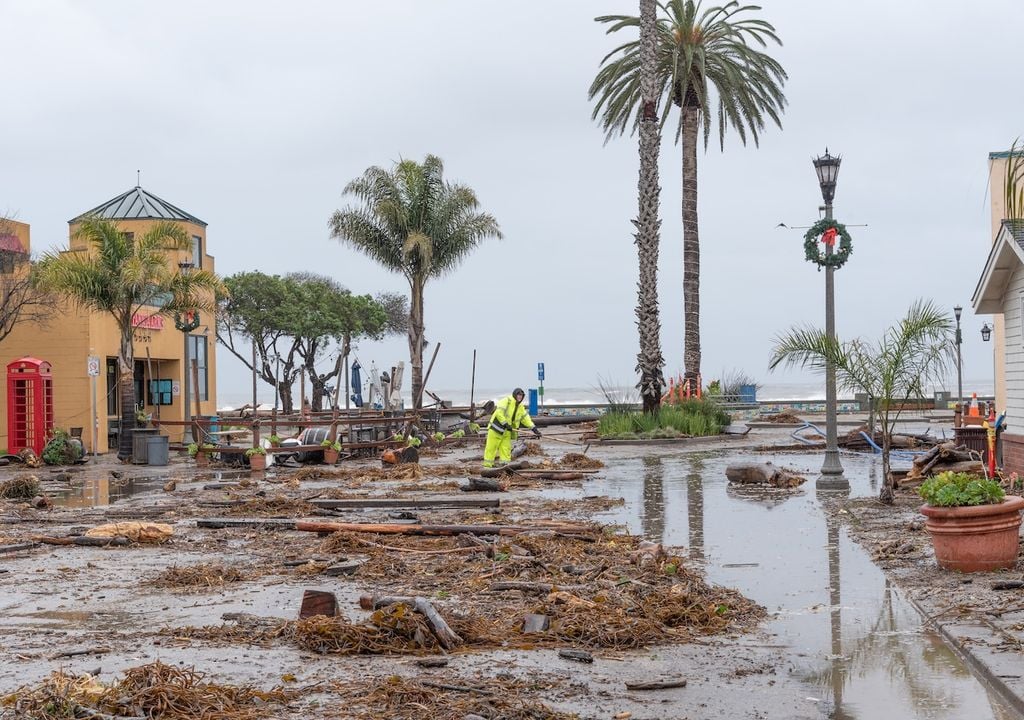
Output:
(461, 477), (506, 492)
(903, 441), (985, 482)
(357, 594), (462, 650)
(725, 462), (806, 488)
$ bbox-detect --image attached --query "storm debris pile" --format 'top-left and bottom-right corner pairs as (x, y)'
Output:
(332, 675), (579, 720)
(2, 661), (293, 720)
(148, 562), (248, 591)
(0, 475), (40, 500)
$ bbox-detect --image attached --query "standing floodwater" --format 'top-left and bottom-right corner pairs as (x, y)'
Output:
(554, 450), (1018, 719)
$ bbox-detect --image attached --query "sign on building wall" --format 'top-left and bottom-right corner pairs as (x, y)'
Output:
(131, 313), (165, 330)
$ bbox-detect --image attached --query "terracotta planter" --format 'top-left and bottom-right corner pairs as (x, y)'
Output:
(195, 452), (209, 467)
(323, 448), (339, 465)
(248, 453), (267, 471)
(920, 495), (1024, 572)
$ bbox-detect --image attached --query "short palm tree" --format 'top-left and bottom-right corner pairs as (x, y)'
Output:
(36, 217), (223, 460)
(769, 300), (953, 504)
(590, 0), (787, 394)
(329, 155), (502, 409)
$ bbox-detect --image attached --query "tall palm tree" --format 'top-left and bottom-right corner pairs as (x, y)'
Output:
(635, 0), (666, 414)
(590, 0), (787, 394)
(769, 300), (953, 504)
(329, 155), (502, 410)
(36, 217), (223, 460)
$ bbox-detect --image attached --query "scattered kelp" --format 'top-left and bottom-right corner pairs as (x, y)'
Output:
(558, 453), (605, 469)
(222, 496), (316, 517)
(148, 562), (247, 592)
(2, 661), (293, 720)
(0, 475), (40, 500)
(332, 675), (579, 720)
(291, 604), (437, 654)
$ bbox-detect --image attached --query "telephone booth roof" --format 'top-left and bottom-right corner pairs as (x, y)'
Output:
(7, 357), (52, 374)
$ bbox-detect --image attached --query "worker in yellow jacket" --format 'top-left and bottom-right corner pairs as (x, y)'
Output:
(483, 388), (541, 468)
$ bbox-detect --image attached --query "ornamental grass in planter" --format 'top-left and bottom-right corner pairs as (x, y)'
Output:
(918, 471), (1024, 572)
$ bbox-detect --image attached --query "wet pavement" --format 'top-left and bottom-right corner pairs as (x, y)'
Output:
(4, 425), (1024, 718)
(556, 448), (1021, 719)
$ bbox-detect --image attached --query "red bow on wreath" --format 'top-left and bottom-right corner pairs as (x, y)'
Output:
(821, 227), (837, 247)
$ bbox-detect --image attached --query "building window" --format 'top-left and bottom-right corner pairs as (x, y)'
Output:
(192, 235), (202, 269)
(187, 335), (209, 401)
(0, 251), (14, 274)
(148, 379), (173, 405)
(106, 359), (119, 416)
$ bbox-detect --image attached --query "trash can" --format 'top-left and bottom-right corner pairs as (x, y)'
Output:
(132, 427), (160, 464)
(146, 435), (169, 466)
(954, 426), (1002, 468)
(738, 384), (757, 404)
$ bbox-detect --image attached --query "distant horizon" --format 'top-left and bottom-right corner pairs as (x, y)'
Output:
(216, 377), (996, 411)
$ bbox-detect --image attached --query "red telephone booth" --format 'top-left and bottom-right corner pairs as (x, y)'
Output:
(6, 357), (54, 455)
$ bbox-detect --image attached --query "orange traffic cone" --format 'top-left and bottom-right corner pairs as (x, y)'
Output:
(969, 393), (980, 417)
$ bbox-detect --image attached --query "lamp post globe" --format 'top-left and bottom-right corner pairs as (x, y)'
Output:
(814, 148), (848, 490)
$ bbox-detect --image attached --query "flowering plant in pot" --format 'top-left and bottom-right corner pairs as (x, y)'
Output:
(320, 439), (342, 464)
(245, 446), (267, 471)
(918, 471), (1024, 572)
(189, 443), (215, 466)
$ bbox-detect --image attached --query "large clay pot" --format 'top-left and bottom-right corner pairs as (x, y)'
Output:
(323, 448), (339, 465)
(248, 453), (266, 471)
(920, 495), (1024, 572)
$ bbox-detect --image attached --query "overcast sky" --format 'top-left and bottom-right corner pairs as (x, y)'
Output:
(1, 0), (1019, 405)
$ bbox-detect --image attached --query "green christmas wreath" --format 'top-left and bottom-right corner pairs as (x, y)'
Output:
(803, 219), (852, 270)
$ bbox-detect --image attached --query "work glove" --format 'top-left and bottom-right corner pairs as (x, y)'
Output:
(532, 427), (542, 438)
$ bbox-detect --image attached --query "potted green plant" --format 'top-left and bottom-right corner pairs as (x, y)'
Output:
(918, 471), (1024, 572)
(320, 439), (342, 464)
(245, 446), (267, 471)
(190, 442), (215, 466)
(268, 434), (282, 447)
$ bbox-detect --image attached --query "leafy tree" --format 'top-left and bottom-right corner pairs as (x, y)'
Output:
(36, 217), (222, 459)
(329, 155), (502, 409)
(0, 217), (48, 346)
(769, 300), (953, 504)
(217, 271), (406, 412)
(634, 0), (666, 414)
(590, 0), (787, 394)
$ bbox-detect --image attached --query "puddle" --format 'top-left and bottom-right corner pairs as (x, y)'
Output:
(48, 475), (170, 509)
(559, 449), (1018, 719)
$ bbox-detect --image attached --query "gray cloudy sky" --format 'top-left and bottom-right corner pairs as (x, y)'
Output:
(2, 0), (1020, 404)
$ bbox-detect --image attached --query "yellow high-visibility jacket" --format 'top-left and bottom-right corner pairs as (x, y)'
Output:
(487, 394), (536, 436)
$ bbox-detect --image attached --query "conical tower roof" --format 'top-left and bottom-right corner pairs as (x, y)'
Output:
(70, 186), (206, 227)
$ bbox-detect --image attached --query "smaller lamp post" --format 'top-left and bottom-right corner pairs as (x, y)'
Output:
(174, 262), (199, 443)
(953, 305), (963, 408)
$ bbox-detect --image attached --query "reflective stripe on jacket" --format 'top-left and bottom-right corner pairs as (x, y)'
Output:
(488, 394), (535, 435)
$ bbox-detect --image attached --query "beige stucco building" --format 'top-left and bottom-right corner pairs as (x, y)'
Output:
(0, 187), (217, 454)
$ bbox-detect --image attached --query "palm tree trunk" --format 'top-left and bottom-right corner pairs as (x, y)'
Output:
(634, 0), (665, 415)
(409, 275), (425, 410)
(681, 106), (701, 393)
(879, 413), (894, 504)
(117, 325), (136, 461)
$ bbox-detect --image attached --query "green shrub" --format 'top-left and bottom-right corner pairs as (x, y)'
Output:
(245, 446), (266, 457)
(320, 439), (342, 451)
(597, 399), (729, 439)
(919, 471), (1005, 507)
(432, 432), (446, 442)
(468, 423), (481, 433)
(41, 429), (81, 465)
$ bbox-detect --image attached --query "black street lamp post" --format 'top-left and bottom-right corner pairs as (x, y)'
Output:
(813, 149), (847, 489)
(954, 305), (963, 408)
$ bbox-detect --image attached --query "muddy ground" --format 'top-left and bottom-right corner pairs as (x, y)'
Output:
(0, 431), (843, 720)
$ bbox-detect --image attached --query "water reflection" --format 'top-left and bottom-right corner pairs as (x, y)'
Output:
(640, 456), (664, 543)
(589, 452), (1015, 718)
(686, 455), (705, 562)
(50, 475), (168, 508)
